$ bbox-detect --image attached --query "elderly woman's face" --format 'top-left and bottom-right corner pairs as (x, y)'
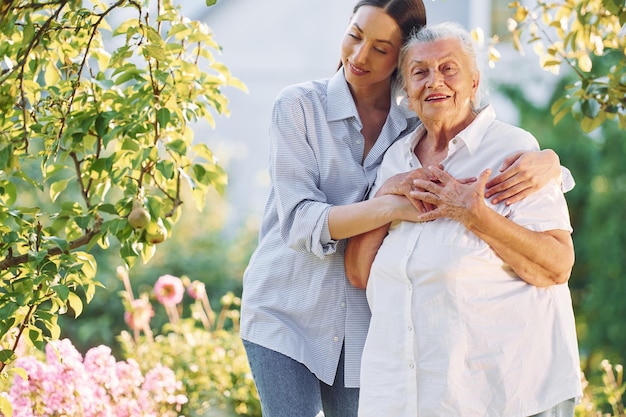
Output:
(403, 38), (479, 124)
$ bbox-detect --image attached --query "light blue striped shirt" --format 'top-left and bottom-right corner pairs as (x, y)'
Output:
(240, 69), (419, 387)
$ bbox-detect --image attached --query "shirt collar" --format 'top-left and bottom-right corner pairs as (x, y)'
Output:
(399, 104), (497, 163)
(327, 70), (358, 122)
(455, 104), (497, 155)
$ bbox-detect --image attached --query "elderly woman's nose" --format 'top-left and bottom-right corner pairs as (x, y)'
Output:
(425, 70), (443, 87)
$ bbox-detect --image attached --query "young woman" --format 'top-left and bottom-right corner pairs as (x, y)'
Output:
(240, 2), (568, 416)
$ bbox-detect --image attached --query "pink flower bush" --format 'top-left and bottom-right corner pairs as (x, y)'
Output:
(4, 339), (187, 417)
(153, 274), (184, 307)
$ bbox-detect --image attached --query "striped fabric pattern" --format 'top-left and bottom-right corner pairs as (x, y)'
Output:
(240, 69), (418, 387)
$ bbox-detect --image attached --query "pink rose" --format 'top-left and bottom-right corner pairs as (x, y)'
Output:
(154, 274), (184, 307)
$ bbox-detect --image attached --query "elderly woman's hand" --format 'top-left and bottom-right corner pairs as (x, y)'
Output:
(379, 166), (477, 214)
(484, 149), (561, 205)
(409, 166), (489, 224)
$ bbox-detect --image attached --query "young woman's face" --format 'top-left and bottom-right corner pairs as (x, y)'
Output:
(403, 37), (479, 123)
(340, 6), (403, 89)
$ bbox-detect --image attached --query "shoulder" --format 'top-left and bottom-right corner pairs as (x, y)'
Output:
(487, 119), (540, 150)
(274, 78), (330, 107)
(270, 79), (332, 134)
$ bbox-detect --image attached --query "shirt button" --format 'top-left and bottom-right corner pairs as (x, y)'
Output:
(356, 139), (362, 144)
(409, 362), (415, 369)
(341, 302), (346, 308)
(452, 139), (457, 144)
(333, 336), (339, 342)
(407, 325), (413, 332)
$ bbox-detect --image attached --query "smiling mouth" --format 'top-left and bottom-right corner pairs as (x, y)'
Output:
(349, 62), (368, 75)
(426, 95), (450, 101)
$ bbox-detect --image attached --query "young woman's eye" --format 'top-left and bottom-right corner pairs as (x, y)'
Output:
(374, 47), (387, 54)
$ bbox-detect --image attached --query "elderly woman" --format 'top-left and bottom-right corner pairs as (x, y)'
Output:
(345, 22), (582, 417)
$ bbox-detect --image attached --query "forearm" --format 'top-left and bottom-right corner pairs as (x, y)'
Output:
(466, 205), (575, 287)
(328, 194), (415, 240)
(344, 225), (389, 289)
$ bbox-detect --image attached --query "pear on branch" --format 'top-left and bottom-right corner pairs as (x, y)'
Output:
(145, 218), (167, 244)
(128, 200), (151, 230)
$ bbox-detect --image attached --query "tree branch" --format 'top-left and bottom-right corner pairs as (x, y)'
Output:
(0, 217), (103, 271)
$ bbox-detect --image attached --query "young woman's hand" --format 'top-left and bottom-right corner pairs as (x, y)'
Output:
(484, 149), (561, 205)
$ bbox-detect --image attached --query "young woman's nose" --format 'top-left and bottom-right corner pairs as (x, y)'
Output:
(352, 43), (369, 65)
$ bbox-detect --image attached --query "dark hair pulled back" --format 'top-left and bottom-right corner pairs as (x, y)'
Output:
(352, 0), (427, 41)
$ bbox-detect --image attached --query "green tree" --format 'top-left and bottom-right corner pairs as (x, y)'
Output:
(502, 0), (626, 361)
(0, 2), (244, 413)
(497, 1), (626, 412)
(507, 0), (626, 132)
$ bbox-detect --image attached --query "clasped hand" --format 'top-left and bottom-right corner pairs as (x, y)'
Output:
(409, 166), (491, 224)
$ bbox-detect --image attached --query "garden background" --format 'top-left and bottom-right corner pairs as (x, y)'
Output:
(0, 0), (624, 416)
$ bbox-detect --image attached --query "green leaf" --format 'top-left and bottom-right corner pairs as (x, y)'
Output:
(28, 327), (44, 349)
(0, 395), (13, 417)
(140, 241), (156, 264)
(112, 18), (140, 37)
(114, 68), (143, 85)
(52, 284), (70, 301)
(580, 115), (603, 133)
(0, 349), (16, 363)
(192, 143), (214, 161)
(156, 160), (175, 180)
(156, 108), (171, 129)
(50, 179), (71, 202)
(206, 0), (217, 6)
(581, 98), (601, 119)
(165, 139), (187, 156)
(0, 180), (17, 206)
(46, 317), (61, 339)
(0, 143), (13, 170)
(94, 113), (108, 137)
(97, 203), (119, 215)
(10, 366), (29, 381)
(44, 236), (69, 251)
(143, 44), (166, 61)
(67, 292), (83, 317)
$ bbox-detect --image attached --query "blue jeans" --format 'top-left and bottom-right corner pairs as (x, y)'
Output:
(242, 340), (359, 417)
(529, 398), (576, 417)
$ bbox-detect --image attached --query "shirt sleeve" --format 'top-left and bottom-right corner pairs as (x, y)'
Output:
(504, 181), (573, 233)
(560, 165), (576, 193)
(269, 90), (337, 259)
